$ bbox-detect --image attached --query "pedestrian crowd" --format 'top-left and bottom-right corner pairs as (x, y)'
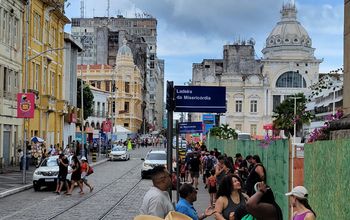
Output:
(138, 141), (316, 220)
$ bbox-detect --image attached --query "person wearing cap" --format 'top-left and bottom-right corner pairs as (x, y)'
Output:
(140, 166), (174, 218)
(244, 155), (266, 196)
(55, 153), (69, 194)
(175, 183), (216, 220)
(285, 186), (316, 220)
(80, 156), (94, 193)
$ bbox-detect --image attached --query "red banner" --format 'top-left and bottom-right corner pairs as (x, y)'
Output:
(102, 120), (112, 132)
(17, 93), (35, 118)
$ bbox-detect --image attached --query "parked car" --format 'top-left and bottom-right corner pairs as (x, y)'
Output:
(109, 145), (130, 161)
(32, 155), (72, 191)
(141, 150), (167, 179)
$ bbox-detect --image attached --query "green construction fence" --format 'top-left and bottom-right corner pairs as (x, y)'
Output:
(207, 137), (290, 220)
(304, 139), (350, 219)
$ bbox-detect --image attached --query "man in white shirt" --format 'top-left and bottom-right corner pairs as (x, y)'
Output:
(140, 166), (174, 218)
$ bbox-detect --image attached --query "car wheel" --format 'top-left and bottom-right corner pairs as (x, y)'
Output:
(33, 183), (41, 191)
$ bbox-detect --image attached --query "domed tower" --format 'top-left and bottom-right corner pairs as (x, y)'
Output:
(114, 39), (143, 133)
(261, 3), (322, 118)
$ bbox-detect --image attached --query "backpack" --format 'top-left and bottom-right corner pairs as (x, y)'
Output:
(206, 157), (214, 171)
(208, 176), (216, 187)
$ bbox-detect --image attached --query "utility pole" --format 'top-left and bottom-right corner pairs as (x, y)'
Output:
(22, 0), (31, 184)
(80, 33), (87, 158)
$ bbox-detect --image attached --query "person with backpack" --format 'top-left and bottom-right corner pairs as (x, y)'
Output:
(207, 169), (217, 207)
(203, 151), (216, 186)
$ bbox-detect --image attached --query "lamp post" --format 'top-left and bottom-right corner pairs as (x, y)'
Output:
(291, 96), (302, 189)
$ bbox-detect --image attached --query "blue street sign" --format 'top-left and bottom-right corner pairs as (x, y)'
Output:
(174, 86), (226, 113)
(203, 114), (215, 134)
(179, 122), (203, 134)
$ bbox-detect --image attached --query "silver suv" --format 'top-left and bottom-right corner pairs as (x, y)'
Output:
(141, 150), (167, 179)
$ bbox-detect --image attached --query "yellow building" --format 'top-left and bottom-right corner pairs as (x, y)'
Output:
(77, 40), (144, 133)
(23, 0), (69, 147)
(114, 40), (143, 133)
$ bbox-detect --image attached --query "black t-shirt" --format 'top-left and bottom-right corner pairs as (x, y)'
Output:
(59, 157), (68, 174)
(189, 157), (200, 172)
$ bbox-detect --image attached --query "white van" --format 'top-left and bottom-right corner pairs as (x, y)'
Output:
(237, 133), (251, 140)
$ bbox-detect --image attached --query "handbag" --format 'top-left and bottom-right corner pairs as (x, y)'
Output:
(87, 165), (94, 176)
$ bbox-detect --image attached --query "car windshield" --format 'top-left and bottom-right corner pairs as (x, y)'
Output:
(112, 146), (125, 151)
(146, 153), (166, 160)
(41, 157), (58, 167)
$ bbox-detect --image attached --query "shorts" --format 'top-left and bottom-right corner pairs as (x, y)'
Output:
(208, 186), (217, 193)
(58, 173), (67, 182)
(190, 171), (200, 178)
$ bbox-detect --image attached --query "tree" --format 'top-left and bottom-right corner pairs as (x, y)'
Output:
(272, 93), (313, 137)
(209, 124), (238, 139)
(77, 79), (94, 120)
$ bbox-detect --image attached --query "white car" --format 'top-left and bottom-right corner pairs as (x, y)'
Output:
(109, 145), (130, 161)
(141, 150), (167, 179)
(32, 155), (72, 191)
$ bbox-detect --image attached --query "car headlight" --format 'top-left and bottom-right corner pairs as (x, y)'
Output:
(34, 171), (42, 175)
(143, 163), (152, 168)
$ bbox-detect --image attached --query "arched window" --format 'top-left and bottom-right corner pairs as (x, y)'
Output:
(276, 71), (306, 88)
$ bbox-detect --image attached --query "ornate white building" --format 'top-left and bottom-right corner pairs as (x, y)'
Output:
(191, 3), (321, 137)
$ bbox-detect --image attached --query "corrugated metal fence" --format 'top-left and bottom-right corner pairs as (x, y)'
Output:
(305, 140), (350, 219)
(207, 138), (289, 220)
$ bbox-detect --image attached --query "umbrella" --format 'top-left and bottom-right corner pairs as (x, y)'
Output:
(31, 136), (44, 143)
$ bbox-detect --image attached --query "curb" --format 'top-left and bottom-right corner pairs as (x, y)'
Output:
(0, 158), (109, 199)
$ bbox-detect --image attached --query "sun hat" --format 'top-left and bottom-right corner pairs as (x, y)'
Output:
(285, 186), (308, 199)
(81, 156), (87, 161)
(134, 215), (163, 220)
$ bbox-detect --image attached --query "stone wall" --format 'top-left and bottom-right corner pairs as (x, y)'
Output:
(331, 129), (350, 139)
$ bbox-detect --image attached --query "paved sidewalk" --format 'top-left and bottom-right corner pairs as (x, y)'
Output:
(0, 154), (108, 199)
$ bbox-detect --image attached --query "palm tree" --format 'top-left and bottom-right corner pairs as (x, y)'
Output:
(209, 124), (238, 139)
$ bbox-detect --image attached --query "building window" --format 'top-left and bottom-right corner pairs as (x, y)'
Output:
(14, 71), (18, 89)
(250, 124), (257, 136)
(13, 18), (19, 48)
(97, 102), (100, 116)
(34, 63), (40, 91)
(96, 81), (101, 89)
(235, 124), (242, 132)
(124, 101), (129, 112)
(3, 10), (8, 43)
(102, 103), (105, 116)
(235, 100), (242, 112)
(33, 12), (41, 41)
(276, 71), (306, 88)
(112, 101), (116, 113)
(150, 61), (154, 69)
(250, 100), (257, 113)
(273, 95), (281, 112)
(51, 71), (55, 95)
(43, 66), (47, 93)
(105, 81), (110, 91)
(124, 123), (129, 128)
(125, 82), (130, 93)
(3, 67), (9, 92)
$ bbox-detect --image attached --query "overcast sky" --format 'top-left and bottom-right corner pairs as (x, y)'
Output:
(65, 0), (344, 85)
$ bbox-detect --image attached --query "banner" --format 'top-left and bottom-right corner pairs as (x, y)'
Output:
(17, 93), (35, 118)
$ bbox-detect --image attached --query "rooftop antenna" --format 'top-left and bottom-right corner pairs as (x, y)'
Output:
(107, 0), (110, 18)
(80, 0), (85, 18)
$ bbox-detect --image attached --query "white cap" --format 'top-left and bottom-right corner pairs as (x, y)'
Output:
(81, 156), (87, 161)
(285, 186), (308, 199)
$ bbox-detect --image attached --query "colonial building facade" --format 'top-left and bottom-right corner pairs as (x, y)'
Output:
(191, 3), (321, 137)
(24, 0), (69, 147)
(0, 0), (24, 167)
(71, 16), (164, 132)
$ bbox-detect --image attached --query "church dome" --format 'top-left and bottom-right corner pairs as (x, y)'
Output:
(265, 4), (312, 48)
(117, 39), (133, 57)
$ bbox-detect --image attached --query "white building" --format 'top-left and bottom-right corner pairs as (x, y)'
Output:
(191, 3), (321, 138)
(0, 1), (24, 167)
(62, 33), (82, 148)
